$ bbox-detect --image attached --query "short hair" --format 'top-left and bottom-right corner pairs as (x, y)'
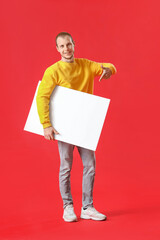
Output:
(55, 32), (75, 46)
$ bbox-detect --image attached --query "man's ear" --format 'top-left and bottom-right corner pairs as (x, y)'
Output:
(56, 46), (59, 52)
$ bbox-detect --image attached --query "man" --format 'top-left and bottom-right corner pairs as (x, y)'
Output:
(36, 32), (117, 222)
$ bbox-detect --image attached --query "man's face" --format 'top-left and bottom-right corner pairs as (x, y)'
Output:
(56, 36), (75, 60)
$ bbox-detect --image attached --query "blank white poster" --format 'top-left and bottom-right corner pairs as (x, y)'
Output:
(24, 81), (110, 151)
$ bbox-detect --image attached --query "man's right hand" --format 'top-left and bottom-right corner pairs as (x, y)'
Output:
(44, 126), (59, 140)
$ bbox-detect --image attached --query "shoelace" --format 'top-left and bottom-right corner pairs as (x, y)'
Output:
(87, 207), (99, 214)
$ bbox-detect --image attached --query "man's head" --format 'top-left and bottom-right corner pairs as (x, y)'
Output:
(55, 32), (75, 46)
(56, 32), (75, 62)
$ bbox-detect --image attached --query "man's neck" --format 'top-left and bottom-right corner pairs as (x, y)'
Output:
(61, 56), (74, 63)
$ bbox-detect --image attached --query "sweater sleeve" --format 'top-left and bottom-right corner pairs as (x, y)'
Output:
(88, 60), (117, 76)
(36, 68), (57, 129)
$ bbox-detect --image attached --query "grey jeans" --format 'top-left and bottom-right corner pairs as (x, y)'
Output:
(58, 141), (96, 209)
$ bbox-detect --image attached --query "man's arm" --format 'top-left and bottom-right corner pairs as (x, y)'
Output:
(89, 60), (117, 80)
(36, 68), (59, 140)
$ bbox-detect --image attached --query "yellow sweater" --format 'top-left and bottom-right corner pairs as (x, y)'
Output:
(36, 58), (116, 128)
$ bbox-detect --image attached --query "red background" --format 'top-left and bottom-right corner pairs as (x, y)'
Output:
(1, 0), (160, 239)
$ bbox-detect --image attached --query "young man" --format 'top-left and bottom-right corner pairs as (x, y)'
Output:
(36, 32), (117, 222)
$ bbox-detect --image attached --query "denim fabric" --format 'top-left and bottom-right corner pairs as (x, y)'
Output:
(58, 141), (96, 209)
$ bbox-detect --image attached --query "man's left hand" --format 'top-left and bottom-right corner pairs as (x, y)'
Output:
(99, 65), (112, 82)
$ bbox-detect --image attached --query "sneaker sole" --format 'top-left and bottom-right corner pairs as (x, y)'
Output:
(80, 214), (106, 221)
(63, 216), (78, 222)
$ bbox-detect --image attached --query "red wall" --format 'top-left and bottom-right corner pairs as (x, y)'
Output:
(1, 0), (160, 227)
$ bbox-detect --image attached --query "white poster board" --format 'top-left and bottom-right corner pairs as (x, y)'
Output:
(24, 81), (110, 151)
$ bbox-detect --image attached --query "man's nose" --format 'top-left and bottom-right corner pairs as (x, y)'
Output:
(64, 45), (69, 51)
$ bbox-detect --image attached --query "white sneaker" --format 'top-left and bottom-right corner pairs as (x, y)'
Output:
(63, 204), (78, 222)
(80, 206), (107, 221)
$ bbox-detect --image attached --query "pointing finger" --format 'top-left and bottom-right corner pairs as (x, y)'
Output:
(99, 64), (107, 81)
(99, 73), (104, 82)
